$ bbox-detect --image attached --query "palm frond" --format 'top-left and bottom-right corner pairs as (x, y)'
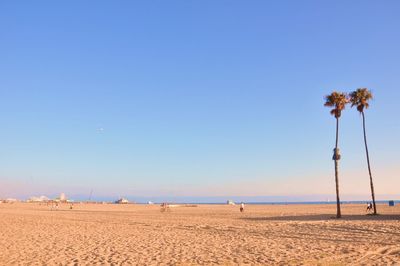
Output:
(349, 88), (373, 113)
(324, 91), (348, 118)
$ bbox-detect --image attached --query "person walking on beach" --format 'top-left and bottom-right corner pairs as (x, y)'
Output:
(366, 202), (373, 213)
(240, 202), (245, 212)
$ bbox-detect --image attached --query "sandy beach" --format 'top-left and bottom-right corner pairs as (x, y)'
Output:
(0, 203), (399, 265)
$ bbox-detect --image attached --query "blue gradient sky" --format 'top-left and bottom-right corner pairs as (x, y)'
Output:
(1, 1), (399, 201)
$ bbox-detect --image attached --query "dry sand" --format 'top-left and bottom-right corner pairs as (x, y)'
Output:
(0, 202), (399, 265)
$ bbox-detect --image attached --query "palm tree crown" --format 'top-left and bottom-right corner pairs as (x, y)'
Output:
(349, 88), (373, 113)
(324, 92), (348, 118)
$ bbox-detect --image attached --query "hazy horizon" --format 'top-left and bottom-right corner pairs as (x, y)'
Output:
(1, 1), (399, 200)
(3, 187), (400, 203)
(3, 192), (400, 203)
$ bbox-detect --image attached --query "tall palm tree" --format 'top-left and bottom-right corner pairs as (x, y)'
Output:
(324, 91), (348, 218)
(349, 88), (377, 215)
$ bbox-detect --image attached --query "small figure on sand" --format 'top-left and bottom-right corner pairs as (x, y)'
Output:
(50, 202), (59, 211)
(366, 202), (373, 213)
(240, 202), (245, 213)
(160, 203), (170, 212)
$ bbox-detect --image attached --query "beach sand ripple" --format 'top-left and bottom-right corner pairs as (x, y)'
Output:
(0, 203), (399, 265)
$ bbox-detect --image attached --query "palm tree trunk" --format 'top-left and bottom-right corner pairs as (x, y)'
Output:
(362, 111), (377, 215)
(335, 117), (341, 218)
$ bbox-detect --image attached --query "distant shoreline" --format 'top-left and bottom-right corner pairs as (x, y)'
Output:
(3, 199), (398, 205)
(77, 200), (400, 205)
(138, 200), (400, 205)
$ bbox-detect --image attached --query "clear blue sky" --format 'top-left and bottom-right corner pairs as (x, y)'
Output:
(1, 1), (399, 201)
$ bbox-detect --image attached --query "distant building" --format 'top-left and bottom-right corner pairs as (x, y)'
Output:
(28, 195), (50, 202)
(5, 198), (18, 203)
(59, 193), (66, 201)
(227, 200), (235, 205)
(115, 198), (129, 204)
